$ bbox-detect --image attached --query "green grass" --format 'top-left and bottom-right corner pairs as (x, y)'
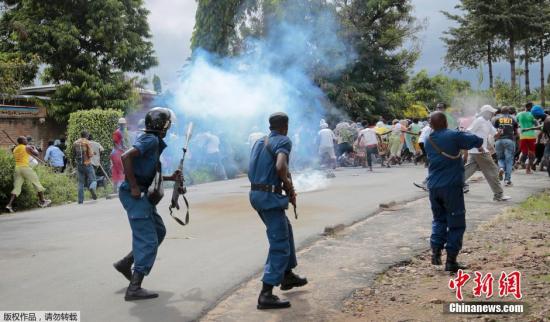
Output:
(511, 191), (550, 221)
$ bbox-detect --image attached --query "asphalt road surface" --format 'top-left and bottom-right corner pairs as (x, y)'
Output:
(0, 165), (533, 322)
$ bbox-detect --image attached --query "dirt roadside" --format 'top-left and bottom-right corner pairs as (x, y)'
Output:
(200, 173), (549, 322)
(342, 192), (550, 322)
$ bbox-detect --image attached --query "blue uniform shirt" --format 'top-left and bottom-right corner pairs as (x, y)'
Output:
(425, 129), (483, 189)
(248, 130), (292, 211)
(126, 132), (166, 190)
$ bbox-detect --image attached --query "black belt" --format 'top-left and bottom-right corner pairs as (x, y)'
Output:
(251, 183), (283, 195)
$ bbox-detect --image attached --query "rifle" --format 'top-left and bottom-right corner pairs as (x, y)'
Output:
(169, 122), (193, 226)
(286, 172), (298, 220)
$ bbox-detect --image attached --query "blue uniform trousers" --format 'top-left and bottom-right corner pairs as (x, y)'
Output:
(119, 187), (166, 275)
(258, 208), (297, 286)
(429, 186), (466, 253)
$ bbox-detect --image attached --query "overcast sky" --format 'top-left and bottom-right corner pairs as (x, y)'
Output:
(144, 0), (548, 90)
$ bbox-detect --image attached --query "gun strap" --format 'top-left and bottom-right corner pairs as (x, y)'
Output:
(427, 136), (462, 160)
(169, 195), (189, 226)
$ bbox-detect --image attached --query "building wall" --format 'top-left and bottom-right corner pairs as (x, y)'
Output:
(0, 116), (66, 156)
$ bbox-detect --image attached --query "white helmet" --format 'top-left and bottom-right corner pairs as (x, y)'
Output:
(118, 117), (127, 124)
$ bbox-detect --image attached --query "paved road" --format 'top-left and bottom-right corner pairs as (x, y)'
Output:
(203, 170), (550, 322)
(0, 165), (517, 321)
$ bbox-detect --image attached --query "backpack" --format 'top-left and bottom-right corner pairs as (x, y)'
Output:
(73, 140), (87, 166)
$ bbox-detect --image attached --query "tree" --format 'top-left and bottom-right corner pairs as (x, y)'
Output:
(458, 0), (540, 89)
(190, 0), (420, 119)
(323, 0), (421, 119)
(152, 74), (162, 94)
(0, 53), (37, 100)
(0, 0), (157, 122)
(536, 0), (550, 105)
(441, 9), (505, 89)
(191, 0), (245, 56)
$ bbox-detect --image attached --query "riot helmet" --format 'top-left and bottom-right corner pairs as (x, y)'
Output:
(145, 107), (172, 137)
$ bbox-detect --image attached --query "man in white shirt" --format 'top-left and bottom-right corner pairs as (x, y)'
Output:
(357, 120), (380, 171)
(204, 132), (228, 180)
(418, 123), (432, 166)
(248, 127), (265, 149)
(88, 134), (105, 169)
(318, 120), (336, 170)
(464, 105), (510, 201)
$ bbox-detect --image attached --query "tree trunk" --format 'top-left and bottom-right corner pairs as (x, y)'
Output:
(509, 37), (516, 88)
(488, 41), (494, 89)
(541, 37), (546, 106)
(524, 44), (530, 96)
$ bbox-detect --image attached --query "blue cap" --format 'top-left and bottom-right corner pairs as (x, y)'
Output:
(531, 105), (545, 117)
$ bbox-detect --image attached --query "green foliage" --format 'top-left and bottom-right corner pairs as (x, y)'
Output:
(0, 53), (38, 97)
(403, 103), (429, 119)
(491, 78), (525, 108)
(0, 0), (157, 122)
(323, 0), (421, 119)
(191, 0), (245, 55)
(152, 74), (162, 94)
(0, 149), (16, 204)
(443, 0), (548, 91)
(32, 166), (77, 206)
(387, 70), (472, 118)
(0, 150), (77, 211)
(66, 109), (122, 171)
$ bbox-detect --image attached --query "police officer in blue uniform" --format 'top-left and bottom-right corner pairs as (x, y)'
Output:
(113, 107), (182, 301)
(424, 111), (483, 272)
(249, 112), (308, 310)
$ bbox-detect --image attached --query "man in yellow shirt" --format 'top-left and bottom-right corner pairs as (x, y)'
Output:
(5, 137), (51, 213)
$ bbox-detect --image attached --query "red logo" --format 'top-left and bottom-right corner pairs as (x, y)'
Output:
(449, 270), (522, 301)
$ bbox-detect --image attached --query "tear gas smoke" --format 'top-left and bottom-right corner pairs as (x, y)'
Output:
(154, 1), (354, 190)
(450, 92), (497, 129)
(293, 171), (330, 193)
(451, 92), (497, 118)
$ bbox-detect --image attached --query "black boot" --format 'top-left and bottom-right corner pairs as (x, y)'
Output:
(113, 252), (133, 281)
(280, 271), (308, 291)
(257, 283), (290, 310)
(445, 252), (467, 273)
(124, 271), (158, 301)
(431, 248), (442, 265)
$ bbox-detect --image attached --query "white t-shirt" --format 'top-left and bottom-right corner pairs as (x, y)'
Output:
(204, 133), (220, 154)
(318, 128), (336, 148)
(419, 125), (432, 144)
(467, 116), (497, 154)
(248, 132), (265, 148)
(358, 128), (378, 146)
(89, 140), (104, 167)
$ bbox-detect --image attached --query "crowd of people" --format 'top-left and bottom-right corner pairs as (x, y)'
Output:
(316, 102), (550, 186)
(3, 117), (132, 212)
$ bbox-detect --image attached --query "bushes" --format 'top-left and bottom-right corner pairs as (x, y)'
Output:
(0, 149), (16, 206)
(66, 109), (122, 171)
(0, 149), (78, 211)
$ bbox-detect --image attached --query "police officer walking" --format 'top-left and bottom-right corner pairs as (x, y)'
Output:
(113, 107), (181, 301)
(424, 112), (483, 272)
(248, 112), (308, 310)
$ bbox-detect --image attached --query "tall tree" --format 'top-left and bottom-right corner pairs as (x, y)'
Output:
(460, 0), (539, 88)
(0, 0), (157, 121)
(152, 74), (162, 94)
(441, 10), (505, 89)
(536, 0), (550, 105)
(323, 0), (420, 118)
(191, 0), (245, 56)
